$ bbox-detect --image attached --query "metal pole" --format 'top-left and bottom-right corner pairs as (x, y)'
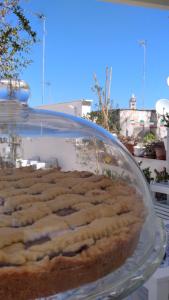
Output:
(138, 40), (147, 109)
(42, 16), (46, 105)
(25, 11), (46, 105)
(143, 41), (146, 109)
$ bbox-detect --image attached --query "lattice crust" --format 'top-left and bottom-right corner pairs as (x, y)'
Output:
(0, 167), (146, 300)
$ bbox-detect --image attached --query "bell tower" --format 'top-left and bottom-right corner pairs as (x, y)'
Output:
(129, 94), (136, 110)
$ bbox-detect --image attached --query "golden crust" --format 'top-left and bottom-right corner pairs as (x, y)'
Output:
(0, 167), (145, 299)
(0, 225), (140, 300)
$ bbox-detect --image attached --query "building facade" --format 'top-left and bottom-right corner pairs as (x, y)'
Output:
(116, 94), (166, 139)
(119, 109), (158, 138)
(35, 96), (167, 139)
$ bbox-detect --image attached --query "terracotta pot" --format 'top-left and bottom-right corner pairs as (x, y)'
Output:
(125, 143), (134, 155)
(155, 146), (166, 160)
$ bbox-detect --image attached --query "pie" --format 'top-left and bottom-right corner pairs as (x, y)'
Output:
(0, 167), (145, 300)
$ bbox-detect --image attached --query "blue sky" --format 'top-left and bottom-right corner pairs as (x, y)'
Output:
(21, 0), (169, 110)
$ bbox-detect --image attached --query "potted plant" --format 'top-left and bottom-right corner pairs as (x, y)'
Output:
(143, 142), (156, 159)
(138, 161), (154, 183)
(143, 132), (156, 144)
(154, 167), (169, 183)
(119, 135), (137, 155)
(142, 167), (154, 183)
(154, 167), (169, 201)
(154, 141), (166, 160)
(140, 132), (158, 159)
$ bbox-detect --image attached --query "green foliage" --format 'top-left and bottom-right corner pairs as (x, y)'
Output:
(138, 164), (169, 184)
(143, 132), (156, 144)
(86, 109), (120, 133)
(0, 0), (37, 78)
(138, 161), (154, 183)
(142, 167), (154, 183)
(143, 143), (156, 158)
(139, 164), (169, 185)
(154, 167), (169, 183)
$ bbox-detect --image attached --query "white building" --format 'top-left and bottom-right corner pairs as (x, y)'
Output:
(34, 94), (167, 140)
(36, 99), (92, 117)
(119, 108), (159, 138)
(118, 94), (167, 139)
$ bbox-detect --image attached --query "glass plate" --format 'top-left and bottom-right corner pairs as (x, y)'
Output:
(37, 218), (165, 300)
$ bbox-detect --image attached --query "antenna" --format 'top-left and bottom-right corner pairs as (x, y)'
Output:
(25, 10), (46, 105)
(138, 40), (147, 109)
(41, 15), (46, 105)
(35, 14), (46, 105)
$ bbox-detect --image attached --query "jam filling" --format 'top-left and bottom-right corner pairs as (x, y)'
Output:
(0, 262), (20, 268)
(55, 207), (77, 216)
(12, 220), (35, 228)
(0, 197), (4, 205)
(117, 209), (130, 215)
(62, 244), (89, 257)
(0, 240), (93, 267)
(48, 251), (61, 260)
(25, 235), (51, 249)
(4, 211), (12, 215)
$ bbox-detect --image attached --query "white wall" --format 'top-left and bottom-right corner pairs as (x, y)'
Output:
(82, 104), (92, 116)
(37, 102), (82, 116)
(21, 137), (77, 171)
(36, 100), (92, 117)
(20, 137), (99, 173)
(19, 136), (169, 180)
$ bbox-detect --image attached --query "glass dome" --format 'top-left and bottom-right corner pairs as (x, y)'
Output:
(0, 80), (165, 300)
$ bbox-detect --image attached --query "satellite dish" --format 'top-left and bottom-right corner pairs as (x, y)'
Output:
(167, 77), (169, 87)
(156, 98), (169, 115)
